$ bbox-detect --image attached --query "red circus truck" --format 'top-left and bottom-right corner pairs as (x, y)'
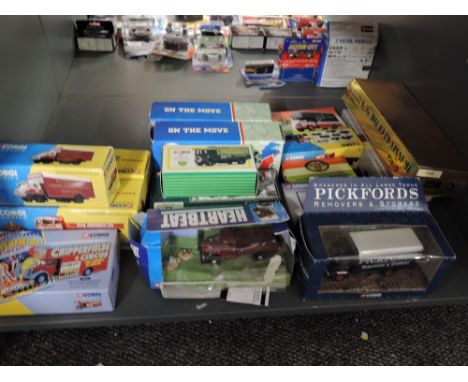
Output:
(32, 147), (94, 165)
(21, 243), (111, 285)
(14, 173), (95, 203)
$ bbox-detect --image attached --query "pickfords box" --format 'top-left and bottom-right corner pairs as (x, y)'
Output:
(0, 143), (120, 208)
(296, 177), (455, 300)
(0, 229), (119, 316)
(129, 202), (294, 295)
(151, 120), (284, 172)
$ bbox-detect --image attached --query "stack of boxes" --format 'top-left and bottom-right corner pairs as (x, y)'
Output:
(129, 100), (295, 298)
(0, 143), (150, 315)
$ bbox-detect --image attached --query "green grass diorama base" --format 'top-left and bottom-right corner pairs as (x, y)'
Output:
(161, 229), (293, 289)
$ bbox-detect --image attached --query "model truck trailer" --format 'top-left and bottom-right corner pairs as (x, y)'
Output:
(14, 173), (95, 203)
(32, 147), (94, 165)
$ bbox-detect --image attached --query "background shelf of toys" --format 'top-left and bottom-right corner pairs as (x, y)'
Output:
(0, 15), (467, 330)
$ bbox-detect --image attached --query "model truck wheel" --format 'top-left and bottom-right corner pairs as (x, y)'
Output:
(34, 273), (49, 286)
(74, 195), (84, 203)
(34, 195), (47, 203)
(83, 267), (93, 276)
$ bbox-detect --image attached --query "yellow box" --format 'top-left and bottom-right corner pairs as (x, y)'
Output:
(0, 143), (120, 208)
(115, 148), (151, 180)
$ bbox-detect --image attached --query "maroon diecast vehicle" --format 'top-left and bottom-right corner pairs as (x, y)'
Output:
(199, 226), (280, 264)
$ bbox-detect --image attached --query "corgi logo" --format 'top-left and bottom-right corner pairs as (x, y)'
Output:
(0, 209), (26, 219)
(0, 144), (27, 152)
(0, 169), (18, 178)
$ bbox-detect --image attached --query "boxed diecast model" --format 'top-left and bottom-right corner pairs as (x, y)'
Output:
(296, 177), (455, 299)
(0, 143), (119, 208)
(192, 24), (233, 72)
(316, 22), (378, 87)
(75, 19), (116, 52)
(129, 202), (293, 296)
(0, 229), (119, 315)
(240, 60), (285, 89)
(231, 25), (265, 49)
(151, 120), (283, 172)
(343, 79), (468, 197)
(277, 38), (322, 82)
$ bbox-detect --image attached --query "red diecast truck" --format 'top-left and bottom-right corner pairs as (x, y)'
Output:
(32, 147), (94, 165)
(22, 244), (110, 285)
(14, 173), (95, 203)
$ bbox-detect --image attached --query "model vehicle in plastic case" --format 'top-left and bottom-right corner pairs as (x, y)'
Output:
(241, 60), (285, 89)
(199, 226), (280, 264)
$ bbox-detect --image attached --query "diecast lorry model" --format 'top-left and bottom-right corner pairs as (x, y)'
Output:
(194, 147), (251, 166)
(32, 147), (94, 165)
(14, 173), (95, 203)
(199, 226), (280, 264)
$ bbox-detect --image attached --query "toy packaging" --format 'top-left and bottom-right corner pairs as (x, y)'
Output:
(152, 169), (280, 209)
(0, 229), (119, 316)
(149, 101), (273, 126)
(343, 79), (468, 197)
(271, 107), (364, 181)
(192, 24), (233, 73)
(264, 27), (293, 50)
(155, 22), (194, 60)
(75, 20), (116, 52)
(231, 26), (265, 49)
(161, 145), (257, 198)
(341, 109), (389, 178)
(0, 143), (119, 208)
(281, 182), (308, 226)
(316, 22), (378, 88)
(277, 38), (322, 83)
(121, 16), (163, 59)
(151, 120), (284, 172)
(296, 177), (455, 300)
(0, 178), (147, 241)
(240, 60), (286, 89)
(129, 202), (294, 297)
(282, 156), (356, 183)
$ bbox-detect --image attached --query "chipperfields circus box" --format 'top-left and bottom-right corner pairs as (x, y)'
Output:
(296, 177), (455, 300)
(151, 120), (284, 172)
(129, 203), (294, 296)
(0, 229), (119, 316)
(149, 101), (273, 126)
(0, 143), (120, 208)
(0, 178), (146, 241)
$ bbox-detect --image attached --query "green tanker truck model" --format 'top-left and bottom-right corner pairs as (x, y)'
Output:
(194, 147), (252, 166)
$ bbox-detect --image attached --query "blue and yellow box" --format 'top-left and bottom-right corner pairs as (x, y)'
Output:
(0, 143), (119, 208)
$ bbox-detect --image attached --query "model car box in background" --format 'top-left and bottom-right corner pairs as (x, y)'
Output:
(75, 20), (116, 52)
(151, 120), (284, 172)
(230, 26), (265, 49)
(0, 178), (146, 241)
(149, 101), (273, 126)
(271, 107), (364, 181)
(281, 182), (308, 226)
(315, 22), (378, 88)
(129, 203), (293, 297)
(296, 177), (455, 300)
(343, 79), (468, 196)
(0, 229), (119, 316)
(277, 38), (322, 83)
(0, 143), (119, 208)
(152, 169), (280, 209)
(264, 27), (293, 50)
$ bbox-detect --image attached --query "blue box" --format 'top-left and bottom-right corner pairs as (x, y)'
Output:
(149, 101), (272, 126)
(279, 66), (316, 83)
(151, 120), (284, 172)
(297, 177), (455, 300)
(129, 202), (292, 291)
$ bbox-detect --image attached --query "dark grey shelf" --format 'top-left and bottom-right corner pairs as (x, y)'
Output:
(0, 193), (467, 332)
(1, 47), (467, 331)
